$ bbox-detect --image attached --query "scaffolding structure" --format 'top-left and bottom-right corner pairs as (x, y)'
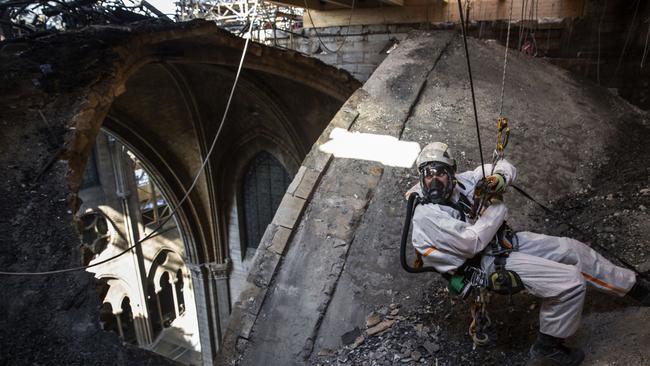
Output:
(175, 0), (304, 42)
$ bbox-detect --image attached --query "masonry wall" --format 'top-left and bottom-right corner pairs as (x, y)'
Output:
(276, 25), (414, 82)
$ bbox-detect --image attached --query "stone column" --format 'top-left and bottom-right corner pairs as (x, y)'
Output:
(207, 260), (232, 333)
(115, 310), (125, 340)
(170, 276), (180, 319)
(188, 263), (216, 366)
(187, 260), (232, 366)
(155, 292), (164, 328)
(108, 137), (154, 346)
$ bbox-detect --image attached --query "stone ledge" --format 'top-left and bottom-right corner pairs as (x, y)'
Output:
(267, 225), (293, 256)
(233, 278), (269, 316)
(245, 248), (282, 288)
(228, 307), (258, 340)
(272, 193), (307, 230)
(287, 166), (323, 201)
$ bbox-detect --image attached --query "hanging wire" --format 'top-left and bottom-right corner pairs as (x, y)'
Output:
(613, 0), (641, 81)
(302, 0), (356, 54)
(457, 0), (486, 178)
(597, 0), (608, 84)
(498, 0), (514, 118)
(641, 16), (650, 69)
(0, 0), (261, 277)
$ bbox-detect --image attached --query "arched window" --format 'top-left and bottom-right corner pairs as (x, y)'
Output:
(242, 151), (291, 250)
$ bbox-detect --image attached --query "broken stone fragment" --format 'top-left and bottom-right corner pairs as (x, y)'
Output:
(366, 311), (382, 328)
(317, 349), (335, 357)
(367, 319), (395, 336)
(423, 340), (440, 354)
(390, 308), (400, 316)
(411, 350), (422, 361)
(389, 303), (400, 310)
(341, 327), (362, 345)
(351, 335), (365, 349)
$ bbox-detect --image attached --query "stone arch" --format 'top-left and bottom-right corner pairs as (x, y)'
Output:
(149, 249), (186, 293)
(54, 21), (358, 363)
(99, 276), (134, 313)
(101, 123), (204, 265)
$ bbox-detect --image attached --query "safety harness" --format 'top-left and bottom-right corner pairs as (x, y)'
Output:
(400, 191), (524, 346)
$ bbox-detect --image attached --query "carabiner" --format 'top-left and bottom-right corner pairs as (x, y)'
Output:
(496, 117), (510, 153)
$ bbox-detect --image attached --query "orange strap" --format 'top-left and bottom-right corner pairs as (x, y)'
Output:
(414, 250), (424, 269)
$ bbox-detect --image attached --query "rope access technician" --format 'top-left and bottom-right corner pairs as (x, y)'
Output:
(407, 141), (650, 366)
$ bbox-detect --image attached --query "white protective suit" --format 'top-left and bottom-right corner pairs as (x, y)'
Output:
(411, 159), (637, 338)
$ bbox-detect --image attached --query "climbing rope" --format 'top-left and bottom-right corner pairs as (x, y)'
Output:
(469, 288), (491, 348)
(0, 0), (261, 277)
(457, 0), (486, 179)
(641, 15), (650, 69)
(596, 0), (608, 84)
(498, 0), (514, 118)
(613, 0), (641, 82)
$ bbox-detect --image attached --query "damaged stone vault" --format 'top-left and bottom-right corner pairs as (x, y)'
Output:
(220, 31), (650, 365)
(1, 19), (650, 366)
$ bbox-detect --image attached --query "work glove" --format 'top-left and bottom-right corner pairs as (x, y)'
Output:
(486, 174), (506, 194)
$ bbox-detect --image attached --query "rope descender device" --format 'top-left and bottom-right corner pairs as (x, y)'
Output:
(493, 116), (510, 168)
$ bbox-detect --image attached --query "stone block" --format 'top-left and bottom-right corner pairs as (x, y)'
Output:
(367, 33), (394, 43)
(246, 248), (282, 288)
(286, 166), (306, 196)
(356, 64), (379, 76)
(257, 223), (279, 251)
(293, 168), (321, 200)
(239, 310), (258, 339)
(303, 150), (332, 172)
(315, 53), (337, 65)
(267, 225), (293, 256)
(331, 106), (360, 130)
(340, 51), (365, 64)
(234, 279), (269, 316)
(272, 194), (307, 229)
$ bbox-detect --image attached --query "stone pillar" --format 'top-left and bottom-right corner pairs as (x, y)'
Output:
(155, 292), (164, 328)
(108, 137), (154, 346)
(170, 277), (180, 319)
(207, 260), (232, 332)
(115, 310), (125, 340)
(188, 263), (216, 366)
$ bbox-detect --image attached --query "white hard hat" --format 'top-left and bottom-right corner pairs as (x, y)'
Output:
(416, 142), (456, 170)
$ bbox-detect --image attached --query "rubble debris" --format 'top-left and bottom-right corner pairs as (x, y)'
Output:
(366, 312), (382, 328)
(366, 320), (395, 337)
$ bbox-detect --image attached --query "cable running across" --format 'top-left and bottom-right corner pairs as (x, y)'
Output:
(0, 0), (260, 277)
(302, 0), (356, 54)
